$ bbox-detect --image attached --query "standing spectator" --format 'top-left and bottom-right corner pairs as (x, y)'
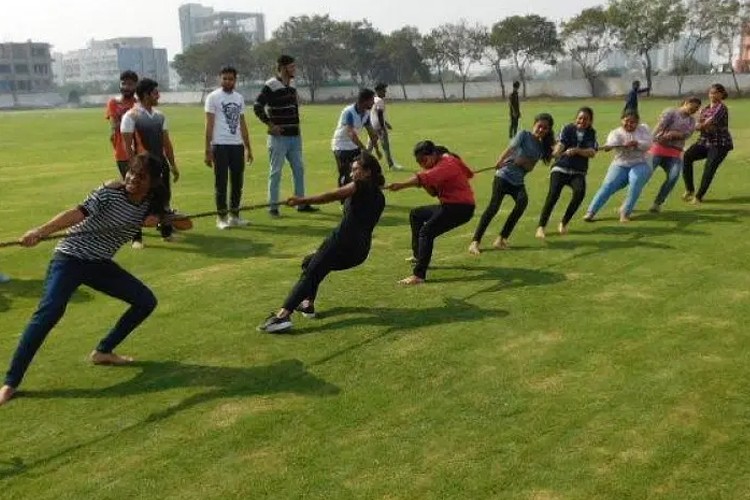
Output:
(331, 88), (381, 188)
(624, 80), (650, 113)
(368, 82), (402, 170)
(508, 81), (521, 139)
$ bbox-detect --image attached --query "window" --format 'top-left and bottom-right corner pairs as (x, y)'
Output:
(0, 64), (10, 74)
(14, 64), (29, 74)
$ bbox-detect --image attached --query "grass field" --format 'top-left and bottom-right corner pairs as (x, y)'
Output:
(1, 98), (749, 499)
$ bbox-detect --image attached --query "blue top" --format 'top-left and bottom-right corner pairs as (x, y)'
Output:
(497, 130), (544, 186)
(552, 124), (598, 174)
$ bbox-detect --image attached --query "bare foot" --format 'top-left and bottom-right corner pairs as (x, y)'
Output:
(682, 191), (694, 202)
(398, 275), (425, 285)
(405, 256), (417, 264)
(619, 212), (631, 223)
(0, 385), (16, 406)
(493, 237), (509, 250)
(90, 351), (135, 366)
(690, 196), (702, 206)
(468, 241), (481, 255)
(558, 222), (569, 235)
(583, 213), (595, 222)
(535, 227), (546, 239)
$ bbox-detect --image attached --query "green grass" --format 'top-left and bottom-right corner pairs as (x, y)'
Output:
(1, 99), (750, 499)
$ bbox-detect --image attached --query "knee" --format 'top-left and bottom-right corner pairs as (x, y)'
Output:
(138, 290), (158, 313)
(301, 253), (315, 270)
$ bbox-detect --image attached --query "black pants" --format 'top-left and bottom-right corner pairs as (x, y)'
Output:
(538, 171), (587, 227)
(282, 236), (369, 311)
(410, 204), (475, 279)
(116, 160), (144, 242)
(157, 160), (173, 238)
(509, 116), (519, 139)
(682, 143), (731, 200)
(334, 149), (361, 187)
(473, 177), (528, 242)
(213, 144), (245, 217)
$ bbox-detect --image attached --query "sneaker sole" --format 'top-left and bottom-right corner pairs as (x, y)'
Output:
(301, 312), (317, 319)
(257, 321), (292, 333)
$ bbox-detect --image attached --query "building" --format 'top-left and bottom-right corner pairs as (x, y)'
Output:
(0, 41), (54, 94)
(57, 38), (169, 90)
(652, 36), (712, 74)
(179, 3), (265, 51)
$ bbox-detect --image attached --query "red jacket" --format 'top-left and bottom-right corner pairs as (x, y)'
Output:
(416, 155), (476, 205)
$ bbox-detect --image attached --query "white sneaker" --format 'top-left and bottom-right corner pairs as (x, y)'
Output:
(216, 217), (230, 230)
(131, 241), (144, 250)
(0, 273), (10, 284)
(228, 215), (249, 227)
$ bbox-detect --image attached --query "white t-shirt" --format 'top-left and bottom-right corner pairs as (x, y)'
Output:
(120, 105), (168, 133)
(370, 96), (386, 130)
(331, 103), (370, 151)
(205, 88), (245, 146)
(605, 124), (653, 167)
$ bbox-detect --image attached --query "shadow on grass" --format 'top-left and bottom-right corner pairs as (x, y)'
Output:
(702, 195), (750, 205)
(0, 359), (338, 480)
(429, 265), (568, 301)
(0, 278), (93, 313)
(141, 231), (285, 259)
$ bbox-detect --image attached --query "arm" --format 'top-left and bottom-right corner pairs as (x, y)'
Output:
(240, 114), (253, 164)
(163, 131), (180, 182)
(495, 146), (516, 168)
(120, 111), (136, 159)
(288, 183), (357, 205)
(106, 100), (117, 147)
(386, 175), (421, 192)
(253, 86), (281, 135)
(20, 207), (86, 247)
(204, 112), (215, 167)
(364, 124), (381, 158)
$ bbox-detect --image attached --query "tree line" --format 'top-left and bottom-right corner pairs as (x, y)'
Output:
(172, 0), (750, 101)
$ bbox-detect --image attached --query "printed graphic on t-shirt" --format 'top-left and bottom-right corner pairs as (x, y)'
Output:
(222, 101), (242, 135)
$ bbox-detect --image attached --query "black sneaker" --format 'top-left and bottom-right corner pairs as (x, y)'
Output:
(269, 209), (281, 218)
(257, 314), (292, 333)
(297, 204), (319, 213)
(295, 303), (316, 318)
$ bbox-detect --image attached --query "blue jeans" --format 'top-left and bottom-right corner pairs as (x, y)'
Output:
(587, 163), (652, 217)
(652, 155), (682, 206)
(267, 135), (305, 209)
(4, 253), (157, 388)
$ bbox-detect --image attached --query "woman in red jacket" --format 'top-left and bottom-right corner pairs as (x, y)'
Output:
(387, 141), (476, 285)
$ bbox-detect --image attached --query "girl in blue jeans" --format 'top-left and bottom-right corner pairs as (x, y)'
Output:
(584, 109), (653, 223)
(0, 153), (192, 406)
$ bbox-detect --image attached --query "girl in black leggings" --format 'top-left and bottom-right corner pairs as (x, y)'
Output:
(536, 107), (598, 238)
(258, 152), (386, 333)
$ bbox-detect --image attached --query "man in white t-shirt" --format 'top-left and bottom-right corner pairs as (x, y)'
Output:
(368, 82), (402, 170)
(205, 66), (254, 229)
(331, 88), (380, 187)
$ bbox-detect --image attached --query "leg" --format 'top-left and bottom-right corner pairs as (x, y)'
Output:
(380, 129), (395, 168)
(653, 157), (682, 208)
(537, 172), (566, 232)
(267, 135), (287, 211)
(119, 160), (142, 243)
(414, 204), (474, 280)
(561, 174), (587, 228)
(282, 240), (340, 311)
(159, 161), (174, 238)
(621, 163), (653, 218)
(287, 135), (306, 198)
(586, 165), (630, 217)
(213, 145), (230, 218)
(228, 145), (246, 218)
(3, 256), (82, 389)
(695, 147), (730, 201)
(500, 184), (529, 239)
(471, 177), (505, 244)
(410, 205), (440, 259)
(509, 116), (519, 139)
(82, 260), (157, 355)
(682, 143), (707, 198)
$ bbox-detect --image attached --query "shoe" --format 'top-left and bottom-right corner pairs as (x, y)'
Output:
(131, 241), (144, 250)
(216, 216), (230, 230)
(269, 209), (281, 218)
(0, 273), (10, 284)
(228, 215), (249, 227)
(297, 204), (319, 213)
(257, 313), (292, 333)
(296, 303), (316, 319)
(682, 191), (694, 202)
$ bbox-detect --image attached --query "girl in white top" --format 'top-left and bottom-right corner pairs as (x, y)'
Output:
(584, 109), (653, 223)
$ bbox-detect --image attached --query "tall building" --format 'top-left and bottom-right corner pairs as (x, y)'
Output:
(57, 38), (169, 89)
(0, 41), (54, 93)
(179, 3), (265, 51)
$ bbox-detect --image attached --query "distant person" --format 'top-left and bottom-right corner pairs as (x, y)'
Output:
(121, 78), (181, 243)
(584, 109), (652, 223)
(204, 65), (254, 230)
(253, 55), (317, 217)
(648, 96), (701, 212)
(509, 81), (521, 139)
(368, 82), (403, 171)
(331, 88), (381, 188)
(682, 83), (733, 204)
(624, 80), (650, 112)
(536, 107), (598, 238)
(106, 70), (141, 247)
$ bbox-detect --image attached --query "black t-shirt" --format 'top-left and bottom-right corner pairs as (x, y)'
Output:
(335, 180), (385, 246)
(553, 124), (598, 174)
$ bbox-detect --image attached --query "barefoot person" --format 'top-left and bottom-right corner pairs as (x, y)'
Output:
(584, 109), (652, 223)
(536, 107), (598, 238)
(682, 83), (733, 204)
(258, 152), (385, 333)
(469, 113), (555, 254)
(648, 96), (701, 212)
(0, 153), (193, 406)
(387, 141), (476, 285)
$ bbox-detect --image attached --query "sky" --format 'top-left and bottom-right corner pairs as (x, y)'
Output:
(1, 0), (605, 59)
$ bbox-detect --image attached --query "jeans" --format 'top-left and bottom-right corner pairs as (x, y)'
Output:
(682, 143), (731, 201)
(538, 171), (587, 227)
(213, 144), (245, 217)
(411, 204), (475, 279)
(473, 177), (529, 242)
(267, 135), (305, 209)
(4, 253), (157, 388)
(587, 163), (652, 217)
(651, 155), (682, 206)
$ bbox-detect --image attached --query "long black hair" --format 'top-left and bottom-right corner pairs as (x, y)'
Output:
(356, 151), (385, 187)
(534, 113), (555, 164)
(128, 153), (168, 211)
(413, 140), (461, 160)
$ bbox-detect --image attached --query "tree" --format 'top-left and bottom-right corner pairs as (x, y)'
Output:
(380, 27), (429, 100)
(273, 15), (345, 102)
(246, 40), (282, 82)
(608, 0), (686, 93)
(485, 23), (513, 98)
(422, 28), (451, 100)
(714, 0), (750, 95)
(562, 7), (616, 97)
(338, 20), (384, 87)
(671, 0), (718, 95)
(491, 15), (561, 97)
(438, 21), (487, 100)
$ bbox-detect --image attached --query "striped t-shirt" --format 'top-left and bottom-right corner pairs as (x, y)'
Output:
(55, 185), (155, 260)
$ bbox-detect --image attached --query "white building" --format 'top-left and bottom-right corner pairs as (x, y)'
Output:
(179, 3), (265, 51)
(652, 36), (712, 73)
